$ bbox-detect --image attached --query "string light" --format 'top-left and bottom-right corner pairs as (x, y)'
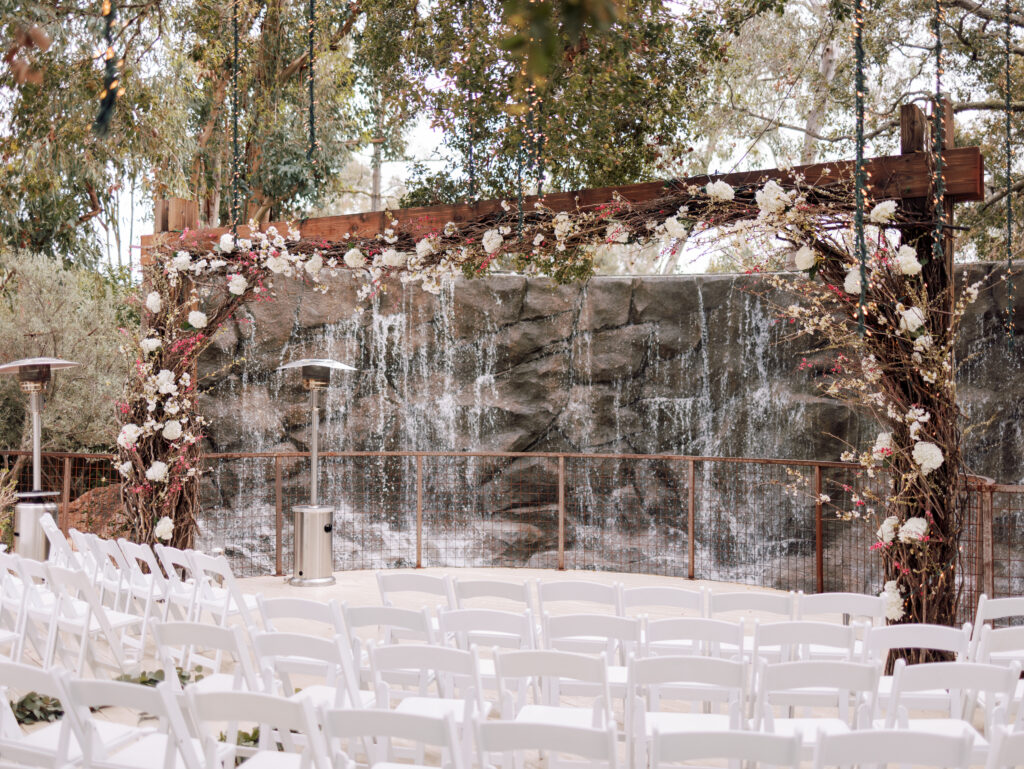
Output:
(231, 0), (241, 233)
(932, 0), (946, 274)
(1005, 0), (1014, 347)
(93, 0), (120, 136)
(307, 0), (321, 179)
(853, 0), (867, 337)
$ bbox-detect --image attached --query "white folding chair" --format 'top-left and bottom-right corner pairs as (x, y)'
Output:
(10, 555), (59, 665)
(67, 527), (99, 579)
(477, 721), (618, 769)
(543, 613), (641, 700)
(619, 585), (705, 619)
(753, 660), (881, 756)
(253, 631), (370, 710)
(976, 625), (1024, 718)
(153, 620), (260, 693)
(321, 708), (466, 769)
(494, 649), (613, 729)
(152, 544), (201, 621)
(862, 622), (970, 711)
(376, 571), (454, 638)
(972, 594), (1024, 659)
(645, 617), (746, 659)
(0, 553), (27, 661)
(708, 591), (794, 656)
(626, 655), (748, 769)
(439, 607), (537, 702)
(537, 580), (622, 616)
(46, 563), (141, 676)
(0, 661), (78, 768)
(813, 729), (974, 769)
(886, 659), (1020, 762)
(118, 538), (178, 646)
(37, 513), (79, 570)
(83, 533), (131, 611)
(752, 621), (856, 664)
(452, 578), (537, 614)
(986, 725), (1024, 769)
(343, 604), (436, 687)
(796, 592), (885, 625)
(650, 730), (801, 769)
(63, 676), (207, 769)
(189, 550), (260, 629)
(256, 595), (346, 635)
(187, 689), (331, 769)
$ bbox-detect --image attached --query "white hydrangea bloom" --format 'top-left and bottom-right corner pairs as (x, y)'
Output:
(895, 245), (922, 276)
(170, 252), (191, 273)
(532, 233), (545, 246)
(228, 274), (248, 295)
(116, 460), (133, 477)
(381, 249), (407, 267)
(664, 216), (687, 239)
(869, 200), (897, 223)
(145, 292), (162, 314)
(482, 229), (504, 254)
(155, 369), (177, 395)
(304, 253), (323, 278)
(145, 461), (169, 483)
(140, 337), (161, 354)
(117, 423), (143, 449)
(898, 516), (929, 543)
(706, 180), (735, 202)
(794, 246), (815, 271)
(188, 310), (208, 329)
(344, 248), (365, 268)
(265, 254), (287, 273)
(876, 515), (898, 544)
(872, 432), (893, 461)
(162, 420), (183, 441)
(219, 233), (235, 253)
(844, 267), (862, 295)
(912, 441), (944, 475)
(898, 306), (925, 334)
(416, 238), (435, 258)
(553, 213), (572, 240)
(755, 180), (792, 216)
(881, 580), (905, 621)
(154, 516), (174, 541)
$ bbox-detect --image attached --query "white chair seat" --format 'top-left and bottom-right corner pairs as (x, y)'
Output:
(98, 734), (213, 769)
(375, 763), (434, 769)
(644, 712), (732, 735)
(20, 718), (141, 762)
(514, 705), (599, 728)
(239, 751), (307, 768)
(289, 684), (375, 709)
(394, 696), (493, 723)
(876, 675), (947, 706)
(192, 672), (246, 693)
(900, 719), (987, 761)
(768, 717), (850, 743)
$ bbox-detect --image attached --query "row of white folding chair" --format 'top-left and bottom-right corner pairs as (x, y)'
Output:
(0, 551), (140, 677)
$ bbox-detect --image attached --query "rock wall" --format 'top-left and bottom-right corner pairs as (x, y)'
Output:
(195, 264), (1024, 583)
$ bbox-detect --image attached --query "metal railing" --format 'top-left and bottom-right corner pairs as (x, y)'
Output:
(1, 449), (1015, 623)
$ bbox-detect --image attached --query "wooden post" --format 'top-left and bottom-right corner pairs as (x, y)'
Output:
(166, 198), (199, 232)
(815, 465), (824, 593)
(415, 455), (423, 569)
(61, 457), (71, 535)
(557, 456), (565, 571)
(274, 455), (283, 576)
(688, 459), (696, 580)
(982, 485), (995, 598)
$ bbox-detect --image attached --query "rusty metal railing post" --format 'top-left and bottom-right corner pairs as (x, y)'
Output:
(274, 455), (283, 576)
(982, 483), (995, 598)
(687, 459), (695, 579)
(815, 465), (823, 593)
(60, 457), (71, 534)
(557, 455), (565, 570)
(416, 455), (423, 568)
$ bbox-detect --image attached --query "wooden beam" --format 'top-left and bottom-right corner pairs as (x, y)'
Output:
(141, 147), (985, 258)
(900, 104), (929, 154)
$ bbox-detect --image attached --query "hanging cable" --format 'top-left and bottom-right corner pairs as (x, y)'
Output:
(231, 0), (241, 233)
(853, 0), (867, 336)
(93, 0), (120, 136)
(932, 0), (946, 271)
(307, 0), (318, 176)
(1006, 0), (1014, 346)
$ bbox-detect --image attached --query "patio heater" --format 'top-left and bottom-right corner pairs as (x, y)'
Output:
(277, 358), (357, 586)
(0, 357), (80, 560)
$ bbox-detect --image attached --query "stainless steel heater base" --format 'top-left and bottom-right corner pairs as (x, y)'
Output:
(289, 504), (336, 586)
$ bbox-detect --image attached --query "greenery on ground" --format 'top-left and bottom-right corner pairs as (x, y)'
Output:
(10, 691), (63, 725)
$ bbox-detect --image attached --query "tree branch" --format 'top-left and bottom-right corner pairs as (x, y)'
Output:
(943, 0), (1024, 28)
(278, 2), (361, 84)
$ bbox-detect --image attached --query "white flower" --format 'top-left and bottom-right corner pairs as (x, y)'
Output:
(265, 254), (287, 274)
(898, 306), (925, 334)
(145, 461), (169, 483)
(482, 229), (504, 254)
(869, 200), (897, 224)
(533, 233), (545, 246)
(794, 246), (815, 271)
(844, 267), (863, 295)
(155, 369), (177, 395)
(140, 337), (162, 355)
(872, 432), (893, 461)
(706, 180), (735, 202)
(145, 292), (162, 314)
(877, 516), (898, 544)
(898, 516), (929, 543)
(154, 516), (174, 541)
(966, 282), (981, 303)
(304, 253), (323, 278)
(170, 252), (191, 273)
(164, 401), (180, 416)
(219, 233), (236, 253)
(818, 494), (830, 504)
(381, 249), (407, 267)
(162, 420), (182, 441)
(912, 441), (944, 475)
(913, 335), (934, 353)
(117, 423), (143, 449)
(343, 248), (365, 268)
(605, 222), (629, 243)
(755, 180), (792, 216)
(895, 245), (921, 276)
(116, 460), (132, 477)
(881, 580), (905, 621)
(228, 274), (248, 295)
(188, 310), (208, 329)
(664, 215), (687, 239)
(416, 238), (435, 258)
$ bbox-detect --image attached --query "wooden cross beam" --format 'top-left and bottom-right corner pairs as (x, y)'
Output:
(141, 137), (983, 259)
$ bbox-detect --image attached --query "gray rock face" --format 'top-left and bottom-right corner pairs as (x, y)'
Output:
(195, 265), (1024, 587)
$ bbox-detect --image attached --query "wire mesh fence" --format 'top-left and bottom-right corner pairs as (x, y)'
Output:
(1, 448), (1017, 622)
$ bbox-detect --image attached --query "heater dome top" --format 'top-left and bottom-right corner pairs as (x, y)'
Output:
(278, 358), (357, 372)
(0, 357), (80, 375)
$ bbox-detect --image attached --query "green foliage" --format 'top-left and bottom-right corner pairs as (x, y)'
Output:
(0, 470), (14, 551)
(10, 692), (63, 725)
(115, 666), (203, 688)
